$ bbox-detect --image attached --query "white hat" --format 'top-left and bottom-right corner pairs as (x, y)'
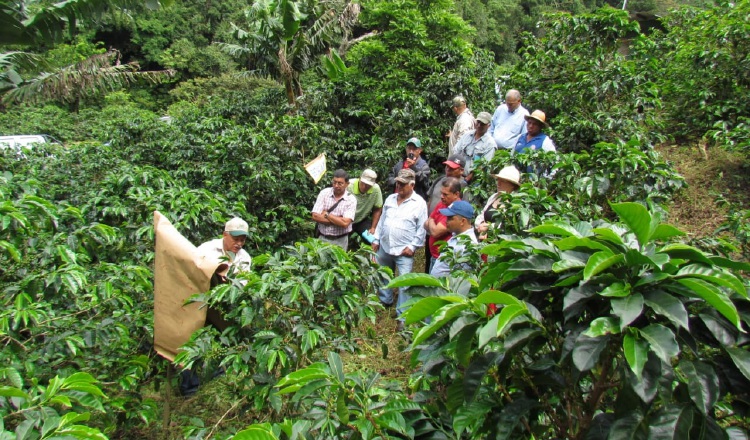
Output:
(224, 217), (249, 236)
(360, 169), (377, 186)
(491, 166), (521, 187)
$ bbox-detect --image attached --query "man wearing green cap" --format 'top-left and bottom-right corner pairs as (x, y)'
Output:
(196, 217), (252, 276)
(387, 137), (432, 200)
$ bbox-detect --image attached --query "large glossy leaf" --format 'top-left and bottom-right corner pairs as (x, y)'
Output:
(676, 264), (748, 299)
(650, 223), (685, 241)
(699, 312), (737, 346)
(678, 360), (719, 416)
(386, 272), (445, 288)
(528, 222), (582, 237)
(598, 282), (630, 297)
(709, 256), (750, 272)
(592, 227), (625, 245)
(403, 296), (461, 324)
(508, 254), (554, 272)
(328, 352), (344, 383)
(572, 334), (609, 372)
(584, 317), (620, 337)
(474, 290), (524, 307)
(583, 251), (623, 281)
(659, 244), (714, 265)
(611, 293), (644, 330)
(412, 303), (469, 345)
(610, 202), (653, 248)
(495, 397), (540, 439)
(607, 411), (645, 440)
(647, 404), (694, 440)
(623, 332), (649, 380)
(639, 324), (679, 364)
(553, 236), (611, 252)
(464, 351), (503, 403)
(644, 291), (689, 331)
(552, 250), (590, 272)
(725, 347), (750, 382)
(232, 425), (278, 440)
(676, 277), (741, 329)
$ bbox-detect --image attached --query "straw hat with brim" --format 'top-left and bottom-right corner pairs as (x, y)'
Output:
(491, 165), (521, 187)
(524, 110), (549, 128)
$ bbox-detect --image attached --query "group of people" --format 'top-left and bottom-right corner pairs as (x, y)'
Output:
(307, 89), (551, 330)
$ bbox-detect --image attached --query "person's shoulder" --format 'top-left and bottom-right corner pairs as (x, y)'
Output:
(519, 106), (530, 115)
(197, 237), (221, 250)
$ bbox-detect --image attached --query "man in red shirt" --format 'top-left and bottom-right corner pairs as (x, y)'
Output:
(423, 177), (462, 273)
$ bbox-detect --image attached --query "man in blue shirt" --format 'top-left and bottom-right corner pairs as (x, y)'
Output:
(490, 89), (529, 150)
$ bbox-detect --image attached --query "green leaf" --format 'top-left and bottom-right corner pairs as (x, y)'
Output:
(402, 296), (458, 324)
(528, 222), (581, 237)
(474, 290), (524, 308)
(623, 333), (649, 380)
(494, 304), (528, 338)
(0, 386), (29, 400)
(725, 347), (750, 382)
(644, 291), (689, 331)
(583, 251), (623, 281)
(232, 425), (278, 440)
(659, 244), (714, 265)
(709, 257), (750, 272)
(592, 227), (625, 245)
(599, 282), (630, 297)
(679, 360), (719, 416)
(639, 324), (679, 364)
(647, 404), (693, 440)
(607, 412), (644, 440)
(676, 264), (748, 299)
(336, 389), (349, 425)
(611, 293), (644, 330)
(328, 352), (345, 383)
(386, 272), (444, 288)
(412, 303), (469, 346)
(676, 277), (741, 329)
(649, 224), (685, 241)
(553, 236), (612, 252)
(572, 335), (609, 372)
(478, 313), (501, 349)
(611, 202), (652, 248)
(584, 317), (620, 337)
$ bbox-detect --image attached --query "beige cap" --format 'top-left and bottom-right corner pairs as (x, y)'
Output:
(225, 217), (249, 236)
(525, 109), (549, 127)
(395, 168), (416, 184)
(360, 169), (377, 186)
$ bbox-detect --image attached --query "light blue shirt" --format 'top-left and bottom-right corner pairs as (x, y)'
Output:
(451, 130), (496, 174)
(374, 192), (428, 255)
(490, 104), (529, 150)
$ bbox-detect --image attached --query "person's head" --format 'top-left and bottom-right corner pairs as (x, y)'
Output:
(358, 169), (377, 192)
(505, 89), (522, 112)
(475, 112), (492, 136)
(524, 110), (549, 137)
(451, 95), (467, 115)
(331, 169), (349, 197)
(405, 137), (423, 160)
(439, 200), (475, 234)
(491, 165), (521, 193)
(222, 217), (249, 254)
(394, 168), (416, 198)
(440, 177), (462, 207)
(443, 154), (466, 178)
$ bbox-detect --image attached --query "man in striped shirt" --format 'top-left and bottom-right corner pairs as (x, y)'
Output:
(311, 169), (357, 250)
(372, 168), (428, 331)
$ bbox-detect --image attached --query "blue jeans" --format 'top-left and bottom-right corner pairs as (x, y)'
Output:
(376, 247), (414, 320)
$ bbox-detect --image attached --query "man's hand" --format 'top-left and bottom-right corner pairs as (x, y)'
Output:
(404, 157), (417, 168)
(401, 247), (415, 257)
(372, 242), (380, 252)
(368, 226), (376, 235)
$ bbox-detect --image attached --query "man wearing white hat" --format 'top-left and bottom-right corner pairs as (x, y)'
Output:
(447, 95), (475, 156)
(196, 217), (252, 276)
(348, 169), (383, 244)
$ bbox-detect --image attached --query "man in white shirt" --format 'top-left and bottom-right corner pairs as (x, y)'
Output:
(372, 168), (428, 330)
(490, 89), (529, 150)
(311, 169), (358, 250)
(447, 95), (475, 156)
(196, 217), (252, 279)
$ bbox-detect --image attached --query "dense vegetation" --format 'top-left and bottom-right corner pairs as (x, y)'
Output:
(1, 0), (749, 438)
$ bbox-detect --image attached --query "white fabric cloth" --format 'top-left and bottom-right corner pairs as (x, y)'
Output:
(448, 109), (475, 155)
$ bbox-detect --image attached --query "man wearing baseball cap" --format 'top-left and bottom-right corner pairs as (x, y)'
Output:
(348, 169), (383, 244)
(451, 111), (497, 180)
(386, 137), (432, 201)
(447, 95), (474, 156)
(372, 168), (428, 331)
(196, 217), (252, 276)
(183, 217), (252, 396)
(430, 200), (478, 278)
